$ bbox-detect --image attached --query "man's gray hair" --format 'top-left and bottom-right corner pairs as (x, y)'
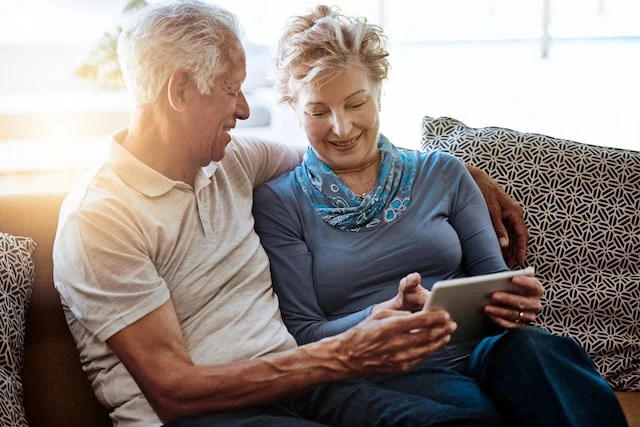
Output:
(118, 0), (242, 104)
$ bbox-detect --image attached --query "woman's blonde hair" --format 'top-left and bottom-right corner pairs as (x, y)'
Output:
(274, 5), (389, 105)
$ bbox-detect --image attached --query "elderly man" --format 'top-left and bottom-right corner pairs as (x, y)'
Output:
(53, 2), (528, 426)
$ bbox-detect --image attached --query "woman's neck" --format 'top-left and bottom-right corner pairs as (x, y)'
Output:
(335, 154), (380, 196)
(333, 152), (380, 175)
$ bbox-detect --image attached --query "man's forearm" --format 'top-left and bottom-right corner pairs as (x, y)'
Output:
(111, 300), (454, 424)
(150, 336), (350, 423)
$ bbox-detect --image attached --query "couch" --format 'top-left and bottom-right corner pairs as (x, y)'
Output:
(0, 120), (638, 426)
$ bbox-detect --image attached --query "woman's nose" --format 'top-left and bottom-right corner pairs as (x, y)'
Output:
(331, 111), (353, 138)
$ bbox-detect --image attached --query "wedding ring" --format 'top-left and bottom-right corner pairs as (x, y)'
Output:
(515, 311), (524, 323)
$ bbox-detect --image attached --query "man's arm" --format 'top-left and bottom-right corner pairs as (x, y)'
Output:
(231, 135), (306, 187)
(466, 164), (528, 267)
(107, 299), (455, 424)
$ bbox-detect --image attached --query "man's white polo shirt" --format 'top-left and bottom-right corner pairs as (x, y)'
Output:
(54, 130), (300, 426)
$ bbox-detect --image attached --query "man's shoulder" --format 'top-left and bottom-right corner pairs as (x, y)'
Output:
(60, 164), (107, 214)
(226, 134), (285, 158)
(59, 162), (137, 225)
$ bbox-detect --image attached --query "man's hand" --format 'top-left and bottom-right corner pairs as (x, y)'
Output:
(371, 272), (429, 314)
(467, 165), (528, 267)
(334, 309), (456, 375)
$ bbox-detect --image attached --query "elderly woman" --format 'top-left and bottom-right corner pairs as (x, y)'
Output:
(253, 5), (627, 427)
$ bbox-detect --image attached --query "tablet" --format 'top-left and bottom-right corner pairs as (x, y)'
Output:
(423, 267), (535, 343)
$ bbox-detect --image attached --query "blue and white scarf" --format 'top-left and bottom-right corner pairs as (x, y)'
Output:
(294, 134), (418, 232)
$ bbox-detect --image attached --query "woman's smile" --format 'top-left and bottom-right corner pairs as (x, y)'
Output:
(327, 132), (363, 151)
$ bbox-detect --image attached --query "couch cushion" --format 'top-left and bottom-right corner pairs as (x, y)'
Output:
(421, 116), (640, 391)
(0, 233), (36, 427)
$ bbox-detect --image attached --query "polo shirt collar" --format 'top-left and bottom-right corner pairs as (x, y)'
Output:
(107, 128), (218, 197)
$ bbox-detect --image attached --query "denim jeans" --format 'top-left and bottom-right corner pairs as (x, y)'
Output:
(467, 327), (628, 427)
(166, 380), (497, 426)
(166, 327), (627, 427)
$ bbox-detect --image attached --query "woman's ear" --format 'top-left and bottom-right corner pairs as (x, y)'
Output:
(167, 69), (191, 112)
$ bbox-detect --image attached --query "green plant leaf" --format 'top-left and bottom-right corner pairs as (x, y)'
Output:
(74, 0), (149, 90)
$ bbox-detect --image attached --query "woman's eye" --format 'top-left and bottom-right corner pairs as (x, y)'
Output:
(307, 111), (327, 117)
(348, 102), (365, 109)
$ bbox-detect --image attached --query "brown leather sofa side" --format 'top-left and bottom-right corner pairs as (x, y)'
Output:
(0, 193), (111, 427)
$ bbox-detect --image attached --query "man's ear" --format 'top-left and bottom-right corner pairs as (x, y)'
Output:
(167, 69), (191, 111)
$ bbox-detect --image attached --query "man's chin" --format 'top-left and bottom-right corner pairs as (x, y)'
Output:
(210, 150), (226, 162)
(210, 138), (231, 162)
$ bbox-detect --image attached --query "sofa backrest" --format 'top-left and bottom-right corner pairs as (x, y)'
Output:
(0, 193), (111, 427)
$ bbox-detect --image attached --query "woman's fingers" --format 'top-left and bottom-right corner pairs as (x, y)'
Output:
(485, 275), (544, 329)
(489, 275), (543, 313)
(484, 304), (535, 328)
(397, 272), (428, 311)
(512, 275), (544, 296)
(399, 272), (421, 292)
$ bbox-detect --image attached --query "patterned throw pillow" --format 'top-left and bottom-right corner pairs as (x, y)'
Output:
(421, 116), (640, 391)
(0, 233), (36, 427)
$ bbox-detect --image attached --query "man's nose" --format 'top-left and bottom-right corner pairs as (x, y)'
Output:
(331, 111), (352, 138)
(235, 90), (250, 120)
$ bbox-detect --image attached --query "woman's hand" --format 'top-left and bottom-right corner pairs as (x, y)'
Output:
(483, 275), (544, 329)
(372, 272), (430, 315)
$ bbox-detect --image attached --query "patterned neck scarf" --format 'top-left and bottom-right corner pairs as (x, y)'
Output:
(294, 134), (418, 232)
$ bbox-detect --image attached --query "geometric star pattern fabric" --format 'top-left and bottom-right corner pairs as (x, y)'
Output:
(1, 233), (36, 427)
(421, 116), (639, 391)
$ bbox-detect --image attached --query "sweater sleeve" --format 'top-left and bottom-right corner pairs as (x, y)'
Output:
(253, 182), (371, 345)
(444, 153), (508, 275)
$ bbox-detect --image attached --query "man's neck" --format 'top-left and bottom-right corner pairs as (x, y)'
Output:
(121, 106), (199, 187)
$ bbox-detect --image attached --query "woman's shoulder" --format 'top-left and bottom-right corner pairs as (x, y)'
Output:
(410, 149), (467, 175)
(254, 168), (301, 203)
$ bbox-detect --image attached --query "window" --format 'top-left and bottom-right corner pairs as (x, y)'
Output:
(1, 0), (637, 193)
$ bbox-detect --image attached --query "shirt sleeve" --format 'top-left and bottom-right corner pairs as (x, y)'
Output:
(231, 135), (305, 188)
(444, 153), (508, 275)
(253, 182), (371, 345)
(53, 197), (170, 342)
